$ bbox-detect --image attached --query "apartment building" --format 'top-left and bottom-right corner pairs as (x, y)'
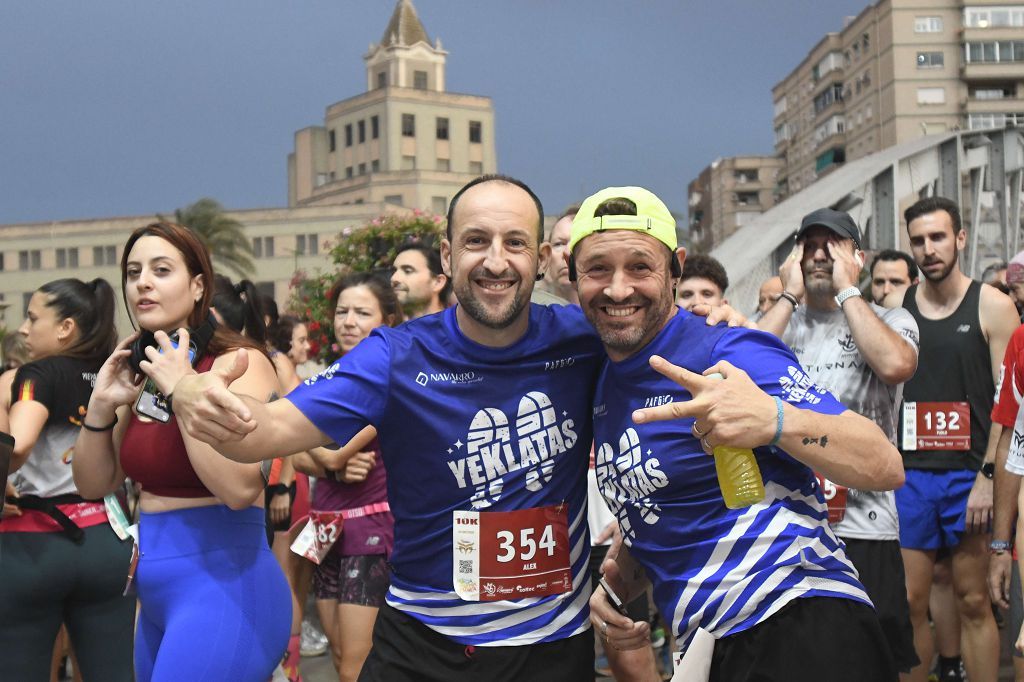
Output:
(288, 0), (497, 214)
(772, 0), (1024, 199)
(687, 156), (783, 253)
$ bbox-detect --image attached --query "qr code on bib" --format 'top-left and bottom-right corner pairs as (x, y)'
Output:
(459, 560), (473, 574)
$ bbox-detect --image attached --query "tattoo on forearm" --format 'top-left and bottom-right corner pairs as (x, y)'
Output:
(802, 435), (829, 448)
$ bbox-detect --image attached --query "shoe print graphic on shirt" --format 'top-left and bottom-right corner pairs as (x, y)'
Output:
(446, 391), (579, 509)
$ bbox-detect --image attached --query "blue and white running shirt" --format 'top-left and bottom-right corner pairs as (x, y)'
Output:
(592, 308), (871, 649)
(288, 304), (603, 646)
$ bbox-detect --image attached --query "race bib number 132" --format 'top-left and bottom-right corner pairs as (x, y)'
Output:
(452, 505), (571, 601)
(901, 402), (970, 451)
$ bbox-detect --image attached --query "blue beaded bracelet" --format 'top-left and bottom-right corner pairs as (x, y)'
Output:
(770, 396), (784, 446)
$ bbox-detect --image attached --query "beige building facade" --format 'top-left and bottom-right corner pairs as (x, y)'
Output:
(687, 156), (782, 253)
(288, 0), (497, 215)
(0, 202), (411, 334)
(772, 0), (1024, 200)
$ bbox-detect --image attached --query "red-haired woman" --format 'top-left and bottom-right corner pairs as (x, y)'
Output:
(73, 222), (290, 682)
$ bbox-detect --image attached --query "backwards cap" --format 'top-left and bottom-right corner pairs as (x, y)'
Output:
(569, 186), (677, 253)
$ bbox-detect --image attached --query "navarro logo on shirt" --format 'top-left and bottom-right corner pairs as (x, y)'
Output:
(414, 370), (482, 386)
(445, 391), (578, 509)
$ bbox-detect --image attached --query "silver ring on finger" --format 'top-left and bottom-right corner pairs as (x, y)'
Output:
(692, 423), (706, 438)
(600, 621), (608, 638)
(701, 435), (713, 451)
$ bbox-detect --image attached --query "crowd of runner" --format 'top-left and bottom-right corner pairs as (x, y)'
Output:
(1, 174), (1022, 682)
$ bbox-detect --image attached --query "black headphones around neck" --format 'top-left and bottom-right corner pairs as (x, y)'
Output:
(128, 314), (218, 375)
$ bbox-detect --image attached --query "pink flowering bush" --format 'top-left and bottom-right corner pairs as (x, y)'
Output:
(287, 210), (445, 361)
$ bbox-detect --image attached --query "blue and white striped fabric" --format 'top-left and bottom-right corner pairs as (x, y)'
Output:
(288, 304), (604, 646)
(592, 309), (871, 649)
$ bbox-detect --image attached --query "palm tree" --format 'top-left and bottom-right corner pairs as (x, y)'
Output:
(172, 198), (255, 279)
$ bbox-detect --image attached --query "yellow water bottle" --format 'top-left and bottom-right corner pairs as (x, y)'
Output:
(705, 373), (765, 509)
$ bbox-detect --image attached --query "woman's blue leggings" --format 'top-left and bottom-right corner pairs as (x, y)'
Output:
(134, 505), (291, 682)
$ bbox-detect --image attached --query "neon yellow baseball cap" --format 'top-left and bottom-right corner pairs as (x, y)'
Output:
(569, 186), (677, 253)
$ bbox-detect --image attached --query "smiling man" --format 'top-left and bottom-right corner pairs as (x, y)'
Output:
(574, 187), (905, 682)
(162, 175), (607, 682)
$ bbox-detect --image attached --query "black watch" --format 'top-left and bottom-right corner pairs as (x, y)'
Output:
(981, 462), (995, 479)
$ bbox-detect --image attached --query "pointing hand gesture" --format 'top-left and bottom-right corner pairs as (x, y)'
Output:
(632, 356), (777, 452)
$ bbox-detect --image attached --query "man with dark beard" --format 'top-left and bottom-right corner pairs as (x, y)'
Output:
(156, 175), (606, 681)
(575, 187), (905, 681)
(896, 196), (1018, 682)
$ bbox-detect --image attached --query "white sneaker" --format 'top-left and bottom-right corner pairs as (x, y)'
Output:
(300, 620), (328, 657)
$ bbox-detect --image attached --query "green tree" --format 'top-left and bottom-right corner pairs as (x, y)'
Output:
(172, 198), (255, 279)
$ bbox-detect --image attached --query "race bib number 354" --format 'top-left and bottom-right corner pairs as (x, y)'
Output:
(452, 505), (571, 602)
(901, 402), (970, 451)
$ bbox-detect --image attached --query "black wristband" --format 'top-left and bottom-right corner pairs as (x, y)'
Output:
(778, 292), (799, 310)
(82, 414), (118, 432)
(267, 483), (290, 496)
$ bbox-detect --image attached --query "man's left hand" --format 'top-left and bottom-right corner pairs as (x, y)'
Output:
(632, 356), (776, 450)
(827, 240), (861, 292)
(689, 303), (749, 328)
(965, 473), (993, 534)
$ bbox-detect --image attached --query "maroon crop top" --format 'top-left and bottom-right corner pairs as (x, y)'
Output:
(120, 354), (217, 498)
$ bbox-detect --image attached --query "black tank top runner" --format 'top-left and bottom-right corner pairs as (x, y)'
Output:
(900, 280), (992, 471)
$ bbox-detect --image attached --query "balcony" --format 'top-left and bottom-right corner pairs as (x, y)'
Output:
(965, 95), (1024, 113)
(963, 61), (1024, 80)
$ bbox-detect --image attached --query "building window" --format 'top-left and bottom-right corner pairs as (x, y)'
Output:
(358, 120), (366, 144)
(413, 70), (428, 90)
(917, 51), (944, 68)
(0, 253), (5, 272)
(371, 116), (379, 139)
(972, 86), (1011, 100)
(56, 247), (78, 269)
(23, 292), (32, 315)
(384, 195), (403, 206)
(377, 71), (387, 88)
(469, 121), (482, 143)
(401, 155), (416, 170)
(734, 169), (759, 182)
(734, 192), (759, 206)
(436, 117), (449, 140)
(346, 166), (353, 179)
(431, 196), (447, 214)
(813, 84), (844, 114)
(371, 159), (380, 172)
(436, 158), (450, 171)
(469, 161), (483, 175)
(862, 33), (869, 51)
(964, 40), (1024, 63)
(402, 114), (415, 137)
(296, 233), (319, 257)
(92, 245), (116, 267)
(328, 129), (336, 152)
(19, 250), (41, 270)
(917, 87), (946, 105)
(965, 7), (1024, 28)
(914, 16), (943, 33)
(252, 237), (274, 259)
(345, 124), (353, 147)
(358, 162), (367, 175)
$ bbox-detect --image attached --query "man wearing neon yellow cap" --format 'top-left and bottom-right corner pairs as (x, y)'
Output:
(574, 186), (905, 681)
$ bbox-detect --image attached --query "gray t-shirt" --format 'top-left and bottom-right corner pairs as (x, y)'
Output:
(783, 302), (919, 540)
